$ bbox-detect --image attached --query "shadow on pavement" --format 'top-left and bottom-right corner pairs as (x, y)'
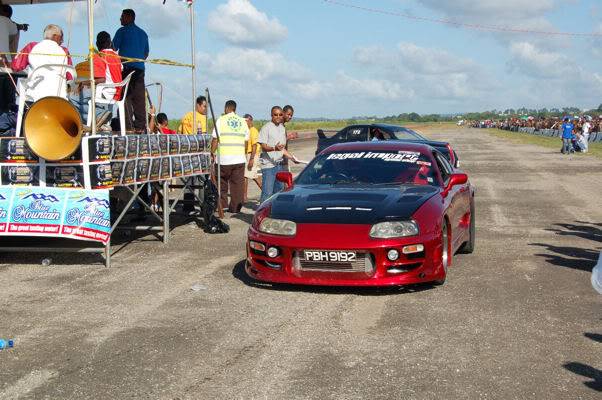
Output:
(231, 259), (437, 296)
(531, 221), (602, 271)
(0, 237), (106, 267)
(231, 212), (254, 225)
(531, 243), (599, 271)
(564, 362), (602, 392)
(545, 221), (602, 243)
(584, 332), (602, 343)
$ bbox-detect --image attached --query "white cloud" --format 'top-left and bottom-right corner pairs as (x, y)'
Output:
(507, 41), (572, 78)
(352, 42), (494, 100)
(48, 0), (188, 39)
(291, 81), (327, 100)
(198, 47), (308, 81)
(207, 0), (288, 48)
(416, 0), (571, 49)
(333, 72), (409, 101)
(417, 0), (557, 20)
(505, 41), (602, 107)
(125, 0), (189, 38)
(396, 42), (477, 75)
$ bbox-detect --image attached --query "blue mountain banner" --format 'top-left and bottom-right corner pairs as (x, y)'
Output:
(0, 187), (110, 244)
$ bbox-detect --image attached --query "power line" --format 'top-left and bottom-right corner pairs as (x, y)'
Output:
(322, 0), (602, 38)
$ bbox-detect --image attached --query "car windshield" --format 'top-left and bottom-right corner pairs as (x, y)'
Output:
(296, 150), (438, 186)
(390, 127), (425, 140)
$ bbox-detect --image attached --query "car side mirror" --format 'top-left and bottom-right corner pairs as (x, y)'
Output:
(443, 173), (468, 196)
(276, 171), (294, 189)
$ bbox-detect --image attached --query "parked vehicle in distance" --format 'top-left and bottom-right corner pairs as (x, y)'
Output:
(246, 141), (475, 288)
(315, 123), (460, 167)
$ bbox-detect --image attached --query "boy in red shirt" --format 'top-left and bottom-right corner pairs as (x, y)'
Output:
(93, 31), (123, 101)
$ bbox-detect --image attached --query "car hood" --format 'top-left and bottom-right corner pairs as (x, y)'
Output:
(268, 184), (439, 224)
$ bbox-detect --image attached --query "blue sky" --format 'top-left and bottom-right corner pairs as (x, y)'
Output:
(8, 0), (602, 119)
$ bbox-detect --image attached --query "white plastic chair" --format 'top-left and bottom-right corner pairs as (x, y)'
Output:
(15, 63), (76, 137)
(86, 70), (134, 136)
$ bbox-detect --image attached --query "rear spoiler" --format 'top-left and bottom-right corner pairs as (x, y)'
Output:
(316, 129), (338, 139)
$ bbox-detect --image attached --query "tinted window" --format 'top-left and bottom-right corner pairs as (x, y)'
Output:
(296, 150), (437, 186)
(390, 127), (425, 140)
(347, 127), (368, 142)
(333, 128), (347, 141)
(369, 127), (392, 141)
(433, 152), (452, 184)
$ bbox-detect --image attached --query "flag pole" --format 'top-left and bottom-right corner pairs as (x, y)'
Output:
(87, 0), (96, 135)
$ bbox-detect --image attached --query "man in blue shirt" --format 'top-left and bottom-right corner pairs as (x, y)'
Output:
(113, 9), (149, 132)
(561, 117), (574, 154)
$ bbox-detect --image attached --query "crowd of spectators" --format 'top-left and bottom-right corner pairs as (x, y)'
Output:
(467, 115), (602, 133)
(465, 115), (600, 153)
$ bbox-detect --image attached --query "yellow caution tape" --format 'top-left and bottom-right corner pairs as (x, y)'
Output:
(0, 51), (193, 68)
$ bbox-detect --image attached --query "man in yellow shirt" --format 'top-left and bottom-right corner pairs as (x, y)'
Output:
(178, 95), (207, 134)
(243, 113), (261, 202)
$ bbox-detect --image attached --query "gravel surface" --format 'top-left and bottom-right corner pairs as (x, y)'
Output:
(0, 127), (600, 399)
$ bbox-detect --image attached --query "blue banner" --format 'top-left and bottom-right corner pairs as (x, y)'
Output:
(0, 187), (110, 244)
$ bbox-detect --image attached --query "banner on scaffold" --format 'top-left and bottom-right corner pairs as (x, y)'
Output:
(0, 187), (110, 244)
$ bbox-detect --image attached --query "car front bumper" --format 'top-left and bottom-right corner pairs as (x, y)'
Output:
(246, 223), (445, 287)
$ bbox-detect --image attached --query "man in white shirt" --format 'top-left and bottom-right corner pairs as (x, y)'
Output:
(11, 24), (74, 101)
(581, 119), (591, 153)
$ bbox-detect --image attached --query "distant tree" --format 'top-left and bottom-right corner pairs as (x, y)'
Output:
(408, 112), (420, 122)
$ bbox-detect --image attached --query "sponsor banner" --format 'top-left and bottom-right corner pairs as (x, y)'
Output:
(0, 189), (9, 232)
(0, 187), (110, 244)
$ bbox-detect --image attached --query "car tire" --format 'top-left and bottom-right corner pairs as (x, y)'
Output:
(434, 220), (450, 286)
(458, 200), (475, 254)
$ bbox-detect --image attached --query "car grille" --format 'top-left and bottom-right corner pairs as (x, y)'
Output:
(293, 251), (374, 274)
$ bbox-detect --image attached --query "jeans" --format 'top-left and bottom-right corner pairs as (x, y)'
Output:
(562, 138), (573, 154)
(580, 134), (589, 152)
(69, 91), (110, 124)
(260, 164), (284, 203)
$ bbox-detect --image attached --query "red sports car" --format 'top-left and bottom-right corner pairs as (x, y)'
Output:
(246, 141), (475, 287)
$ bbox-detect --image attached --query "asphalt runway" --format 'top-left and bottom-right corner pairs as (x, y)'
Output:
(0, 127), (600, 399)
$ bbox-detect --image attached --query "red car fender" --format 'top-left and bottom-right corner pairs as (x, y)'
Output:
(412, 193), (447, 276)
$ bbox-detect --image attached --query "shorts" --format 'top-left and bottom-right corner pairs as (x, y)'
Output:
(244, 153), (260, 179)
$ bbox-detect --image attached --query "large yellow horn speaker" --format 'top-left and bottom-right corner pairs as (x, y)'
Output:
(24, 97), (83, 161)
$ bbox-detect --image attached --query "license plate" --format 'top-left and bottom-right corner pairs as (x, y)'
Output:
(303, 250), (356, 262)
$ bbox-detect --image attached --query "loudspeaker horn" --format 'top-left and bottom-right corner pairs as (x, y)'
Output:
(24, 96), (83, 161)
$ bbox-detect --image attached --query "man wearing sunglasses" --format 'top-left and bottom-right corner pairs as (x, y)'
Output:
(258, 105), (292, 203)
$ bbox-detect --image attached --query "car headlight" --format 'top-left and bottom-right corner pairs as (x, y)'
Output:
(370, 221), (419, 238)
(259, 218), (297, 236)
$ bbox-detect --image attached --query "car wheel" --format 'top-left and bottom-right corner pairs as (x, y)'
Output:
(434, 220), (450, 285)
(458, 200), (475, 254)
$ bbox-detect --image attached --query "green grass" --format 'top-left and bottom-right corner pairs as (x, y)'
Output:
(486, 129), (602, 159)
(166, 118), (456, 133)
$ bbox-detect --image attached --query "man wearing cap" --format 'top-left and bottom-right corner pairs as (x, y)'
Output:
(243, 113), (261, 202)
